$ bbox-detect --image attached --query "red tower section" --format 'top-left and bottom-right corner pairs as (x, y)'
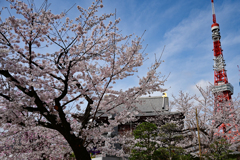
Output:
(210, 0), (235, 136)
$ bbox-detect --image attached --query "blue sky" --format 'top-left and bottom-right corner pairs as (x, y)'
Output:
(96, 0), (240, 101)
(2, 0), (240, 108)
(75, 0), (240, 101)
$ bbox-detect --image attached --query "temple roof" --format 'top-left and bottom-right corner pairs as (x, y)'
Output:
(97, 96), (172, 117)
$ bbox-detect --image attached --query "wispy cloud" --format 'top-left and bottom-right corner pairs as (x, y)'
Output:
(145, 1), (240, 101)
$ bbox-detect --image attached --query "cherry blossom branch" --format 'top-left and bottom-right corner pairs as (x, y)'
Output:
(0, 70), (31, 96)
(62, 93), (82, 107)
(0, 93), (12, 101)
(0, 33), (64, 82)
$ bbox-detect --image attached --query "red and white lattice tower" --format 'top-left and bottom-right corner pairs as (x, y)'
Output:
(211, 0), (233, 97)
(210, 0), (234, 135)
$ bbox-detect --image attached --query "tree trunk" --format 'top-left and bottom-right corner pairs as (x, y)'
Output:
(62, 132), (91, 160)
(71, 144), (91, 160)
(169, 148), (171, 160)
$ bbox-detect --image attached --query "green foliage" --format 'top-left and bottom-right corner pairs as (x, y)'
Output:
(202, 138), (235, 160)
(70, 152), (75, 158)
(130, 122), (159, 160)
(152, 147), (185, 160)
(177, 154), (200, 160)
(159, 123), (184, 159)
(228, 153), (240, 160)
(130, 122), (187, 160)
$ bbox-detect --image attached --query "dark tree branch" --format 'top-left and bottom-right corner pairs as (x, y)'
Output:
(37, 121), (55, 130)
(0, 93), (12, 101)
(62, 93), (82, 107)
(0, 70), (32, 97)
(22, 106), (40, 112)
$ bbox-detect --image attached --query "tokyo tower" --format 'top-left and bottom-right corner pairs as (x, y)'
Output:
(210, 0), (235, 135)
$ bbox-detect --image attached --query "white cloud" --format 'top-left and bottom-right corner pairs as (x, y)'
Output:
(189, 79), (211, 95)
(155, 9), (211, 59)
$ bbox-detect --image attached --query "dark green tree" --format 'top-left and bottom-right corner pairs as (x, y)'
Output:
(129, 122), (160, 160)
(130, 122), (191, 160)
(202, 138), (236, 160)
(158, 123), (185, 160)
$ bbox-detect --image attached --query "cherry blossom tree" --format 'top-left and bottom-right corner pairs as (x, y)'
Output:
(0, 0), (167, 159)
(171, 85), (240, 155)
(0, 126), (73, 159)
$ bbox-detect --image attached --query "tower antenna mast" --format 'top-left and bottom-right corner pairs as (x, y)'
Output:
(211, 0), (216, 23)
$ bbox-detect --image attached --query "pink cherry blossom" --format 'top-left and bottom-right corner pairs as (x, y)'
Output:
(0, 0), (167, 159)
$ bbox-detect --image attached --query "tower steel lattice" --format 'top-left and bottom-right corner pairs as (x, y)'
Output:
(210, 0), (238, 139)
